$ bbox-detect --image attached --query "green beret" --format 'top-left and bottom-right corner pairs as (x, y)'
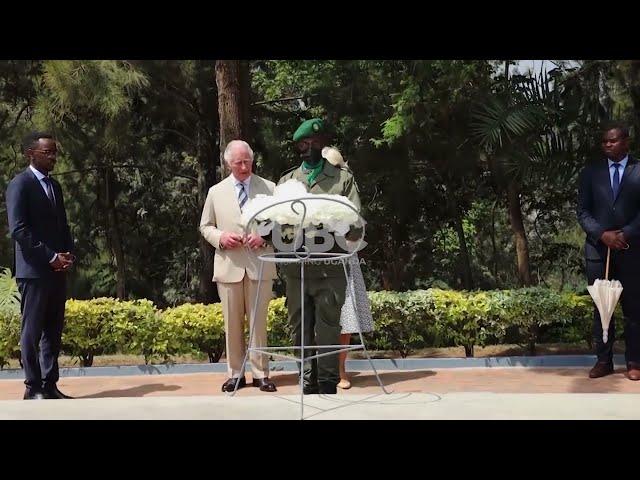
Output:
(293, 118), (325, 142)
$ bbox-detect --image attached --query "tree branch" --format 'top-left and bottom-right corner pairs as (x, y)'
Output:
(11, 103), (30, 131)
(146, 128), (197, 146)
(52, 164), (198, 182)
(252, 94), (318, 106)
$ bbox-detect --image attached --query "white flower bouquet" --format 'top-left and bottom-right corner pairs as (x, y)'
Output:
(240, 179), (360, 243)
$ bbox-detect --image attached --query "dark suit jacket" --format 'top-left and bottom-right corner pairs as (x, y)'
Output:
(5, 168), (73, 278)
(577, 155), (640, 261)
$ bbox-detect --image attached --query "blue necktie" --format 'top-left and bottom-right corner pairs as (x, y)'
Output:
(612, 163), (621, 200)
(42, 177), (56, 207)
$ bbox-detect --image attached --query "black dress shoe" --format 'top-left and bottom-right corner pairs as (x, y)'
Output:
(303, 385), (319, 395)
(221, 377), (246, 392)
(318, 382), (337, 394)
(23, 389), (45, 400)
(252, 378), (277, 392)
(43, 386), (74, 399)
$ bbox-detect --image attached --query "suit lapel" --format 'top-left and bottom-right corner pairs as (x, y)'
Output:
(25, 168), (56, 214)
(224, 175), (242, 217)
(615, 155), (637, 203)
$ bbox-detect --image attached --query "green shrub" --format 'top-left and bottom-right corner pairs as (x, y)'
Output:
(266, 297), (291, 349)
(161, 303), (225, 362)
(99, 298), (162, 364)
(368, 290), (434, 358)
(500, 288), (566, 355)
(430, 289), (507, 357)
(0, 310), (21, 369)
(62, 298), (119, 366)
(0, 286), (604, 367)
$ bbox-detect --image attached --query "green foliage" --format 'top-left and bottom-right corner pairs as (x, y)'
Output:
(266, 297), (290, 348)
(0, 269), (21, 369)
(0, 268), (20, 315)
(499, 287), (571, 354)
(62, 298), (118, 367)
(430, 289), (507, 357)
(0, 288), (603, 367)
(0, 310), (20, 369)
(38, 60), (149, 122)
(368, 290), (434, 358)
(161, 303), (225, 363)
(0, 60), (629, 309)
(98, 298), (162, 365)
(63, 298), (163, 366)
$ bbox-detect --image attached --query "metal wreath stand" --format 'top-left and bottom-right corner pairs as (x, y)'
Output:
(227, 196), (391, 419)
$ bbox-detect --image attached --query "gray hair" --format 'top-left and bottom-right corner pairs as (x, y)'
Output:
(223, 140), (254, 164)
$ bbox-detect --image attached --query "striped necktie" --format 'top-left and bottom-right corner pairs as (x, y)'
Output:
(238, 182), (248, 209)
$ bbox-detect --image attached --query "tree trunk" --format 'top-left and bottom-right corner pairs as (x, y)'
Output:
(238, 60), (252, 142)
(491, 199), (499, 281)
(104, 167), (127, 299)
(215, 60), (251, 176)
(449, 196), (474, 290)
(527, 327), (538, 356)
(380, 237), (405, 291)
(506, 181), (532, 286)
(81, 353), (94, 368)
(464, 344), (475, 357)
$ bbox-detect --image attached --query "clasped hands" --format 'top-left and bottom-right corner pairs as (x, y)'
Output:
(51, 252), (75, 272)
(601, 230), (630, 250)
(220, 232), (266, 250)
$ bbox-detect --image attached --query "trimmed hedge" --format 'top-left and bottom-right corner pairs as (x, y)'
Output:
(368, 290), (434, 358)
(63, 298), (160, 366)
(162, 303), (225, 363)
(0, 288), (601, 368)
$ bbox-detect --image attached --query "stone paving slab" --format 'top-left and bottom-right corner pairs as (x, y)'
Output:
(2, 367), (640, 419)
(2, 392), (639, 420)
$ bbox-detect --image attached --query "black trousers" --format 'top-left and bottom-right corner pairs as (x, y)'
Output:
(586, 249), (640, 365)
(17, 274), (67, 391)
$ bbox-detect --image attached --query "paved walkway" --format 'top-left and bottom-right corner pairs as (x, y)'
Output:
(2, 367), (640, 419)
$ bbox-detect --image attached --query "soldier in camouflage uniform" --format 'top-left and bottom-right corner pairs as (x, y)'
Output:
(278, 118), (361, 394)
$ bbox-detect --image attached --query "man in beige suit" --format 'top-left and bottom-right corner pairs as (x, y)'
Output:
(199, 140), (278, 392)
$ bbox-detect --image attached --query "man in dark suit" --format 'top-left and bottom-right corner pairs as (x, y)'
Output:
(577, 121), (640, 381)
(6, 131), (75, 399)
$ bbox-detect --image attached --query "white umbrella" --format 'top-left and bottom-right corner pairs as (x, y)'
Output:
(587, 247), (623, 343)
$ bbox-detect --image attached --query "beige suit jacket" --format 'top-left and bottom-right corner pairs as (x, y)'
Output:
(199, 174), (277, 283)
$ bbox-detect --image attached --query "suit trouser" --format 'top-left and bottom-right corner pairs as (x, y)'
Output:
(285, 274), (347, 388)
(587, 249), (640, 365)
(17, 274), (67, 391)
(217, 274), (272, 379)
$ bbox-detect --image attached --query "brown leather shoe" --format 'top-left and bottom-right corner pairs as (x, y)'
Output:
(589, 361), (614, 378)
(627, 363), (640, 381)
(252, 378), (277, 392)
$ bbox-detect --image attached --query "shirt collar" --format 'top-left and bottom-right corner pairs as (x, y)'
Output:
(231, 174), (251, 187)
(608, 155), (629, 169)
(29, 164), (48, 181)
